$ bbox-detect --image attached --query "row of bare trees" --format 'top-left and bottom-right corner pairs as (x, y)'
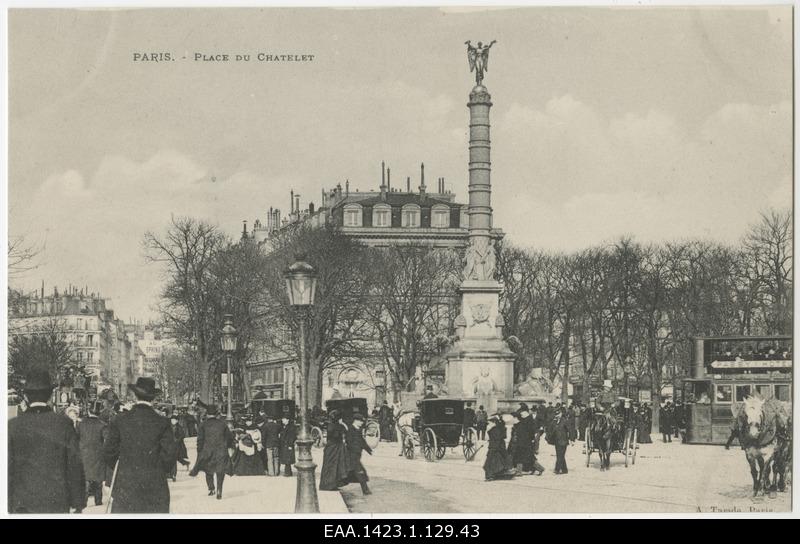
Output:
(497, 209), (792, 425)
(144, 209), (790, 415)
(144, 217), (460, 406)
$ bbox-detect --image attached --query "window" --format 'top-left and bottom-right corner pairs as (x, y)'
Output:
(343, 204), (362, 227)
(87, 352), (94, 363)
(755, 384), (773, 399)
(735, 384), (752, 402)
(775, 385), (791, 402)
(401, 204), (420, 227)
(432, 205), (450, 228)
(78, 352), (84, 362)
(372, 204), (391, 227)
(87, 334), (94, 347)
(715, 384), (732, 403)
(77, 318), (83, 330)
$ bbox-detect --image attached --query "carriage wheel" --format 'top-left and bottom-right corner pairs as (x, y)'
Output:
(363, 419), (381, 450)
(585, 431), (592, 467)
(623, 430), (630, 468)
(631, 428), (638, 465)
(310, 426), (324, 448)
(463, 427), (478, 462)
(436, 445), (447, 460)
(422, 428), (438, 462)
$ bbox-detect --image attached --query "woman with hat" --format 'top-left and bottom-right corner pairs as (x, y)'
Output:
(319, 409), (349, 490)
(483, 414), (515, 481)
(231, 431), (267, 476)
(345, 413), (373, 495)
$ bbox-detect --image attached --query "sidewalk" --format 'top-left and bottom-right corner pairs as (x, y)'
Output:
(84, 437), (348, 515)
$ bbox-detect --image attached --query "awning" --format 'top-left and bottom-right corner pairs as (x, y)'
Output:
(710, 359), (792, 370)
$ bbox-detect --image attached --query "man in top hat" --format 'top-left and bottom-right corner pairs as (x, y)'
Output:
(260, 412), (281, 476)
(103, 377), (176, 513)
(77, 400), (108, 507)
(279, 414), (297, 477)
(8, 369), (85, 513)
(423, 385), (438, 400)
(551, 407), (573, 475)
(345, 413), (373, 495)
(190, 404), (233, 499)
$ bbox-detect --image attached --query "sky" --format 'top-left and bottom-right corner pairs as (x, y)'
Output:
(7, 6), (793, 321)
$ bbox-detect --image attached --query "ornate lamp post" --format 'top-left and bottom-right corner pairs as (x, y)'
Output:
(220, 315), (238, 424)
(284, 255), (319, 513)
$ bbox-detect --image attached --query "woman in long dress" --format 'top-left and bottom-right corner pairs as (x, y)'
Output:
(231, 433), (266, 476)
(637, 404), (652, 444)
(483, 415), (515, 481)
(319, 410), (350, 490)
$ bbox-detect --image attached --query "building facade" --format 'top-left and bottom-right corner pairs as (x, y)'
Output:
(8, 286), (132, 396)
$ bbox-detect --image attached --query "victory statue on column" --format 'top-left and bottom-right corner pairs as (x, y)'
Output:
(465, 40), (497, 86)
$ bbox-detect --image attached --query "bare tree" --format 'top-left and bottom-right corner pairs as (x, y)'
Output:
(144, 217), (227, 403)
(364, 244), (461, 400)
(8, 317), (82, 392)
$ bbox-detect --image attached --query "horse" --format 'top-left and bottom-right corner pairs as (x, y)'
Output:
(589, 410), (617, 471)
(735, 396), (790, 497)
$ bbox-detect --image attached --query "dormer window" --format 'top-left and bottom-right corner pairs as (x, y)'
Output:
(401, 204), (420, 228)
(343, 204), (363, 227)
(373, 204), (391, 228)
(432, 205), (450, 228)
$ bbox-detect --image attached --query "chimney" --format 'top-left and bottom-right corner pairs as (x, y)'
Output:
(387, 168), (391, 192)
(290, 190), (294, 215)
(345, 180), (349, 195)
(41, 280), (44, 300)
(309, 202), (315, 214)
(380, 161), (387, 197)
(242, 220), (248, 239)
(295, 194), (301, 214)
(419, 163), (426, 195)
(407, 176), (411, 192)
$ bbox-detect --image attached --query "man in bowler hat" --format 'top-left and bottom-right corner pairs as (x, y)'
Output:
(190, 404), (233, 499)
(8, 369), (85, 513)
(103, 377), (176, 513)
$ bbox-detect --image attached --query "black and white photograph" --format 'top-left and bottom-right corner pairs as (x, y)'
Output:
(2, 3), (795, 517)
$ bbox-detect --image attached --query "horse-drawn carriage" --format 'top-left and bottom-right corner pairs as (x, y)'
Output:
(309, 397), (381, 450)
(398, 398), (479, 462)
(585, 397), (638, 470)
(251, 398), (296, 421)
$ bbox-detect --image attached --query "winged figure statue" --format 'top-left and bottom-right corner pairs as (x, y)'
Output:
(465, 39), (497, 86)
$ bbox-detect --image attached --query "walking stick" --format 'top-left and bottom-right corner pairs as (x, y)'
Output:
(105, 460), (119, 514)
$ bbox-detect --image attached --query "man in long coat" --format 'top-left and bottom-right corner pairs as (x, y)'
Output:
(551, 409), (572, 474)
(189, 404), (233, 499)
(8, 369), (85, 514)
(260, 414), (281, 475)
(77, 401), (107, 507)
(279, 415), (297, 476)
(103, 377), (176, 513)
(660, 402), (674, 443)
(345, 414), (373, 495)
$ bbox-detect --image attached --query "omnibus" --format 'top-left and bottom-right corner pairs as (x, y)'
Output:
(683, 335), (792, 445)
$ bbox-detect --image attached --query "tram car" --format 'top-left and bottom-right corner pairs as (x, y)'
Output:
(683, 335), (792, 445)
(309, 397), (380, 450)
(399, 398), (479, 462)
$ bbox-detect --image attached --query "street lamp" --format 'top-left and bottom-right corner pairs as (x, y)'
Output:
(284, 255), (319, 513)
(220, 314), (238, 424)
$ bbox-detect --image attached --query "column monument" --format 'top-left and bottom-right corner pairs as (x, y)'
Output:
(445, 40), (516, 414)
